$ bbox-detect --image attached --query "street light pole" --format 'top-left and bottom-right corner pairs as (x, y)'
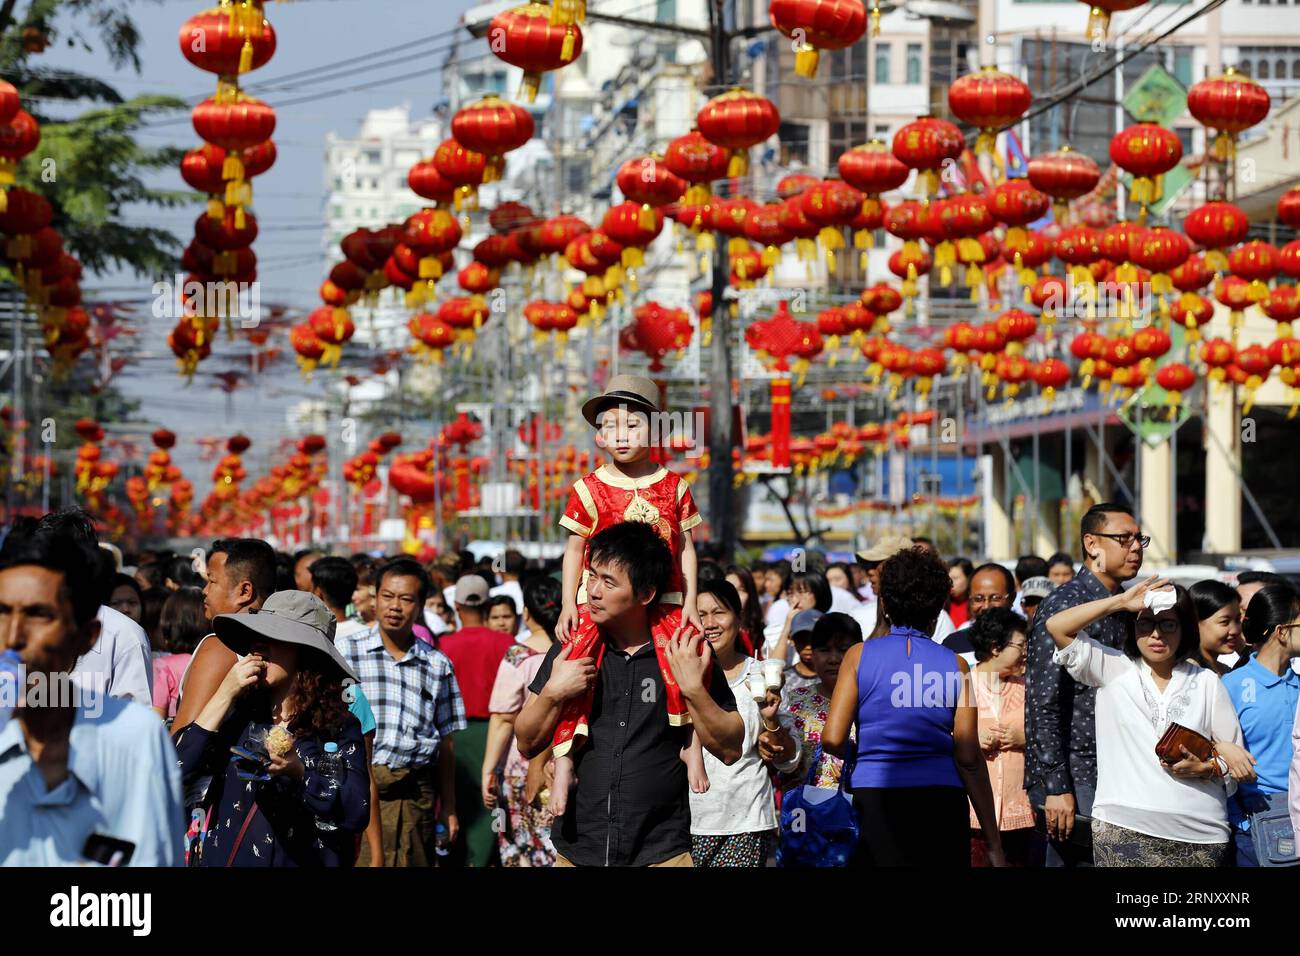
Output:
(706, 0), (737, 562)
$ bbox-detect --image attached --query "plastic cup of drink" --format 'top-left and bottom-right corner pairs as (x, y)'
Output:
(747, 675), (767, 701)
(763, 658), (784, 689)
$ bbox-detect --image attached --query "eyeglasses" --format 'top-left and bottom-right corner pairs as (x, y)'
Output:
(970, 594), (1011, 606)
(1276, 623), (1300, 639)
(1091, 532), (1151, 550)
(1136, 618), (1179, 635)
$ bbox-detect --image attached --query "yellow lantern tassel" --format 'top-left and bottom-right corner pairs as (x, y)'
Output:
(239, 37), (254, 74)
(727, 150), (749, 178)
(520, 72), (541, 103)
(222, 153), (245, 182)
(794, 45), (820, 77)
(1086, 6), (1111, 40)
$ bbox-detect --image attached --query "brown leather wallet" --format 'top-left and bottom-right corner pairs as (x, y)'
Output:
(1154, 722), (1215, 764)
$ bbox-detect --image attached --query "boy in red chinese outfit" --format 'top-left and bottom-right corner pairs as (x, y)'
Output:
(549, 374), (706, 814)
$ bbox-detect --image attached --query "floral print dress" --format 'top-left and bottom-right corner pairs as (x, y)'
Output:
(780, 680), (850, 790)
(487, 642), (556, 867)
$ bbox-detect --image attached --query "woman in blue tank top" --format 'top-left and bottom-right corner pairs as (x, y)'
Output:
(822, 546), (1005, 866)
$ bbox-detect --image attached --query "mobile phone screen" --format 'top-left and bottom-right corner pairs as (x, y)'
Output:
(83, 833), (136, 867)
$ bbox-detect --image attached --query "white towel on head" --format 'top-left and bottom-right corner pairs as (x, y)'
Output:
(1145, 587), (1177, 615)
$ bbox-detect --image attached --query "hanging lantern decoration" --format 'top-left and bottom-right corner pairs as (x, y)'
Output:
(992, 353), (1031, 401)
(848, 196), (887, 269)
(696, 88), (781, 178)
(888, 245), (931, 302)
(837, 140), (909, 230)
(891, 115), (963, 196)
(1200, 337), (1236, 387)
(408, 159), (457, 205)
(1280, 240), (1300, 281)
(947, 66), (1031, 155)
(433, 137), (486, 213)
(1027, 146), (1100, 222)
(602, 200), (663, 283)
(1079, 0), (1145, 42)
(1031, 357), (1072, 406)
(1054, 225), (1102, 287)
(1029, 273), (1069, 337)
(489, 2), (584, 102)
(625, 302), (694, 371)
(1262, 285), (1300, 337)
(800, 179), (863, 272)
(1070, 329), (1105, 388)
(990, 178), (1050, 266)
(994, 308), (1038, 356)
(663, 128), (730, 206)
(1131, 325), (1173, 377)
(1214, 274), (1254, 341)
(1228, 240), (1278, 302)
(744, 202), (792, 269)
(909, 347), (947, 402)
(1154, 362), (1197, 417)
(1109, 123), (1183, 216)
(451, 94), (534, 182)
(944, 193), (995, 294)
(768, 0), (867, 77)
(617, 155), (687, 234)
(1184, 201), (1249, 272)
(1129, 224), (1190, 298)
(1187, 67), (1271, 161)
(1171, 291), (1214, 342)
(1236, 344), (1274, 414)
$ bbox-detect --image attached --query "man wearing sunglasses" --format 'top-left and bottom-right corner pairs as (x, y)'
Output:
(1024, 502), (1148, 867)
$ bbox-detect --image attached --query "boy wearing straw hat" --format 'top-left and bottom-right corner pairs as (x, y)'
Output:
(549, 374), (707, 814)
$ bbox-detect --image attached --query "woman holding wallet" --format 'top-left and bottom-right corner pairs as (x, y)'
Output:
(1045, 578), (1254, 866)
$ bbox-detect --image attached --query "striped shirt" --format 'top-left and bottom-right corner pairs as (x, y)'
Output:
(336, 624), (467, 769)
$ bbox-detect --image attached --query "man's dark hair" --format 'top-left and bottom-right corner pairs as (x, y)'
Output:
(0, 524), (109, 626)
(1122, 584), (1199, 665)
(968, 606), (1029, 663)
(1080, 502), (1134, 560)
(878, 547), (952, 632)
(807, 612), (863, 650)
(1014, 555), (1049, 586)
(503, 548), (525, 577)
(1047, 552), (1075, 572)
(587, 521), (671, 602)
(377, 557), (431, 604)
(211, 538), (277, 601)
(350, 553), (377, 586)
(971, 562), (1016, 595)
(293, 548), (321, 566)
(1237, 570), (1290, 589)
(310, 556), (359, 613)
(35, 507), (98, 546)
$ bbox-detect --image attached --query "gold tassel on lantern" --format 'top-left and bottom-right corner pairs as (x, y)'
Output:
(1086, 6), (1111, 40)
(871, 0), (882, 35)
(794, 44), (820, 78)
(727, 149), (749, 178)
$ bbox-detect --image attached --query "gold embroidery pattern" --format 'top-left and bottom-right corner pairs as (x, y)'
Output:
(622, 492), (672, 543)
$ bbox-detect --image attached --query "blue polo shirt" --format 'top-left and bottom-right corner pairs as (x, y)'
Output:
(1222, 654), (1300, 825)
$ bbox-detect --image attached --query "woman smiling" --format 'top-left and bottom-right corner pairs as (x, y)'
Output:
(689, 580), (799, 867)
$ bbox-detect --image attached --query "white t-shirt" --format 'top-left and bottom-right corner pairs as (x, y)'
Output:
(72, 606), (153, 706)
(335, 618), (370, 641)
(850, 602), (955, 643)
(762, 597), (791, 653)
(829, 586), (862, 614)
(1054, 636), (1241, 844)
(689, 658), (795, 835)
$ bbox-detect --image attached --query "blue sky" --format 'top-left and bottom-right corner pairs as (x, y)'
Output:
(34, 0), (476, 484)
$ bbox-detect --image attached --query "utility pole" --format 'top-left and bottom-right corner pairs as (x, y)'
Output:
(706, 0), (737, 562)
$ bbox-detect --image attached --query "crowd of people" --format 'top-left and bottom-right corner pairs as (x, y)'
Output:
(1, 373), (1298, 869)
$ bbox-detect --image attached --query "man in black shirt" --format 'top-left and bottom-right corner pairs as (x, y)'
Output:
(516, 522), (743, 866)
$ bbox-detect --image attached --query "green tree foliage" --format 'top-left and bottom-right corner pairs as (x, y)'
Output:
(1, 0), (189, 276)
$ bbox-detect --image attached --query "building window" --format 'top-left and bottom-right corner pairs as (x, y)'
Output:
(1259, 60), (1270, 78)
(906, 44), (922, 84)
(875, 43), (891, 84)
(1293, 60), (1300, 79)
(1277, 58), (1288, 77)
(1173, 48), (1192, 86)
(362, 149), (381, 165)
(874, 123), (891, 139)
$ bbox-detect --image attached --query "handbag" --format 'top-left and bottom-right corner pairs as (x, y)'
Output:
(1154, 722), (1215, 764)
(1246, 792), (1299, 868)
(776, 745), (859, 867)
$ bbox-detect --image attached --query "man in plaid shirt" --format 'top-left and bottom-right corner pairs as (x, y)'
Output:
(337, 557), (466, 866)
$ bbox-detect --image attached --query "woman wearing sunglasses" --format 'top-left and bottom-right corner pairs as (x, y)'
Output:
(1044, 578), (1255, 866)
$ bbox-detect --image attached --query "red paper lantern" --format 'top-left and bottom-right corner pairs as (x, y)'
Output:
(837, 138), (909, 196)
(1109, 123), (1182, 208)
(1184, 202), (1249, 271)
(663, 129), (729, 203)
(1027, 145), (1100, 211)
(408, 160), (456, 204)
(697, 89), (781, 178)
(1279, 189), (1300, 230)
(1188, 67), (1271, 159)
(451, 95), (534, 181)
(892, 116), (963, 195)
(1261, 285), (1300, 335)
(179, 7), (276, 76)
(489, 2), (584, 102)
(1228, 240), (1278, 301)
(769, 0), (867, 78)
(192, 93), (276, 152)
(948, 66), (1031, 153)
